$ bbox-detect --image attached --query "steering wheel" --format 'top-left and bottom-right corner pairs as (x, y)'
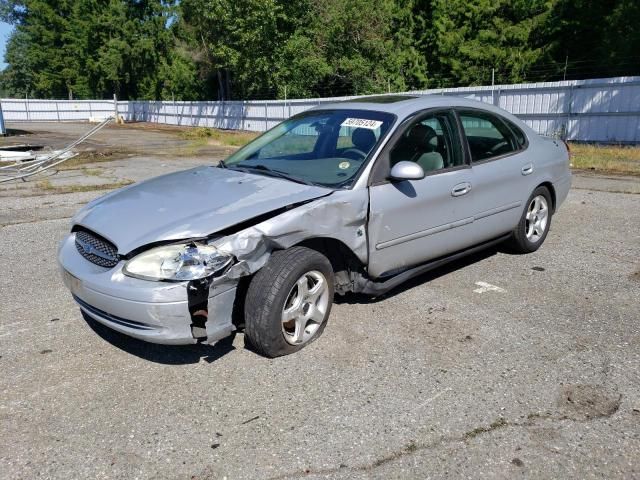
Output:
(489, 140), (509, 154)
(342, 148), (367, 161)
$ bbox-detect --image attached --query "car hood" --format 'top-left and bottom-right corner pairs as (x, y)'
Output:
(73, 166), (332, 254)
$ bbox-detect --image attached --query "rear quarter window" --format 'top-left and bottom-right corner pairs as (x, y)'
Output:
(502, 118), (528, 148)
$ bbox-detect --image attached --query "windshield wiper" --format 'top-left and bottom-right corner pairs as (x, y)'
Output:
(217, 159), (227, 168)
(230, 164), (316, 186)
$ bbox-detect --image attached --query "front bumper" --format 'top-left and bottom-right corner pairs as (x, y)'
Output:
(58, 233), (237, 345)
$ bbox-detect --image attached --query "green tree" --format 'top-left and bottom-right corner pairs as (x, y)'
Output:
(1, 0), (175, 99)
(541, 0), (640, 79)
(278, 0), (427, 97)
(418, 0), (553, 86)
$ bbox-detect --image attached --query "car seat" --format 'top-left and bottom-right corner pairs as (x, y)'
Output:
(407, 124), (444, 172)
(351, 128), (377, 153)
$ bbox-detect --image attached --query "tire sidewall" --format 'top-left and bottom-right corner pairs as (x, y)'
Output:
(246, 248), (334, 357)
(520, 187), (553, 251)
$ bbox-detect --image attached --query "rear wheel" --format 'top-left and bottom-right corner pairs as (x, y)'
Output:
(508, 186), (553, 253)
(244, 246), (334, 357)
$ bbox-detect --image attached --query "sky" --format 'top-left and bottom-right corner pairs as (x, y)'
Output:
(0, 21), (13, 70)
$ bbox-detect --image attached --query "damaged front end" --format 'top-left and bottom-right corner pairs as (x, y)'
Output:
(59, 189), (370, 346)
(184, 188), (370, 344)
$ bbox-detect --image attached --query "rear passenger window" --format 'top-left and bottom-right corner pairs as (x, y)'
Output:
(458, 111), (519, 162)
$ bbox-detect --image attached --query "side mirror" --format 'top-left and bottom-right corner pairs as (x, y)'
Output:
(389, 161), (425, 181)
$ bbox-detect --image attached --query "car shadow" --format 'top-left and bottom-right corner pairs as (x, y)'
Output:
(82, 244), (506, 362)
(83, 313), (236, 365)
(336, 244), (503, 305)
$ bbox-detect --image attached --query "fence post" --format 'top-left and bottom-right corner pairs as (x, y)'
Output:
(113, 93), (118, 121)
(55, 101), (60, 122)
(566, 84), (574, 140)
(0, 101), (5, 135)
(25, 93), (30, 121)
(264, 101), (268, 131)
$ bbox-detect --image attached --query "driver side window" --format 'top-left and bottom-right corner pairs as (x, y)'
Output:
(390, 111), (463, 174)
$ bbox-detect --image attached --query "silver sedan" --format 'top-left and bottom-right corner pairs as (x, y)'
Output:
(59, 95), (571, 356)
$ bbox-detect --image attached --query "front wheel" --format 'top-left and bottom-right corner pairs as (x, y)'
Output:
(244, 246), (334, 357)
(507, 186), (553, 253)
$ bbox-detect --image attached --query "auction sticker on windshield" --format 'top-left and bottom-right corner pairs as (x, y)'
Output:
(341, 118), (383, 130)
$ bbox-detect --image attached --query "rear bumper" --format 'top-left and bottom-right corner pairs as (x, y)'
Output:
(58, 233), (237, 345)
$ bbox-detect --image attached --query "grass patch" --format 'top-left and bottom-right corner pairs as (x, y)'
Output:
(35, 178), (133, 194)
(570, 143), (640, 175)
(82, 168), (104, 177)
(178, 127), (258, 147)
(56, 150), (130, 170)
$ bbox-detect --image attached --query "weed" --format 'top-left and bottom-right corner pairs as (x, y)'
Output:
(36, 178), (133, 194)
(570, 143), (640, 175)
(179, 127), (258, 147)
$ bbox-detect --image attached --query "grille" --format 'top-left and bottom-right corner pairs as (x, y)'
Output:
(75, 229), (119, 268)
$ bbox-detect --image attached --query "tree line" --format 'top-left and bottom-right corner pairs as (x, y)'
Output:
(0, 0), (638, 100)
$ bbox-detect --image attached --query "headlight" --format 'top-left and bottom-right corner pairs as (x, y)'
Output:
(123, 243), (232, 281)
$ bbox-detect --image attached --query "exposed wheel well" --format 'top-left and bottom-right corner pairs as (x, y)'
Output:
(294, 238), (365, 294)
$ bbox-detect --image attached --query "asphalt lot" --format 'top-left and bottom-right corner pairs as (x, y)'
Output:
(1, 123), (639, 479)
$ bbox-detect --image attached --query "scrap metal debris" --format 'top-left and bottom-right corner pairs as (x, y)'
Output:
(0, 116), (113, 184)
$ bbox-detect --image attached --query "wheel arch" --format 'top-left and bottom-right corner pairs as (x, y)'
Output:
(537, 181), (556, 212)
(293, 237), (366, 294)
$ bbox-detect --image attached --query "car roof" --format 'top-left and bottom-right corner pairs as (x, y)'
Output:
(310, 94), (531, 131)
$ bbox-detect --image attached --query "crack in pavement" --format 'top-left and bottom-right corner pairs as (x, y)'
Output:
(266, 393), (623, 480)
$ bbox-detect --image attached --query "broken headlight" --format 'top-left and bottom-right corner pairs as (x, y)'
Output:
(123, 243), (232, 281)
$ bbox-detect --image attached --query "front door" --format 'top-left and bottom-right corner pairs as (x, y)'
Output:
(367, 110), (477, 278)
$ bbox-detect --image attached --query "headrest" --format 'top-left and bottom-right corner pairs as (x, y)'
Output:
(352, 128), (377, 152)
(407, 124), (437, 151)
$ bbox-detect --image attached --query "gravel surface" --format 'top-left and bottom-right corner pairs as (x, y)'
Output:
(1, 123), (639, 479)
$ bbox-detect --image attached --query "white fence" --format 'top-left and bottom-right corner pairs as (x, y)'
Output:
(1, 76), (639, 143)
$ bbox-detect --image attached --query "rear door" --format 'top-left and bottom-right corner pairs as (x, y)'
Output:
(455, 109), (531, 243)
(367, 109), (477, 278)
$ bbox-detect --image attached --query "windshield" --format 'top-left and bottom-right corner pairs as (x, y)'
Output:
(224, 109), (395, 188)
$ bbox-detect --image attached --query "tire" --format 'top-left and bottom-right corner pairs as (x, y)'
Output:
(244, 246), (334, 357)
(507, 186), (553, 253)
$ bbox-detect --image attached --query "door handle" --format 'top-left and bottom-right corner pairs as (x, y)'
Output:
(451, 182), (472, 197)
(521, 164), (534, 175)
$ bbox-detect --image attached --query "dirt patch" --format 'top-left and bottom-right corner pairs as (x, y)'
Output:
(631, 270), (640, 281)
(558, 384), (621, 420)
